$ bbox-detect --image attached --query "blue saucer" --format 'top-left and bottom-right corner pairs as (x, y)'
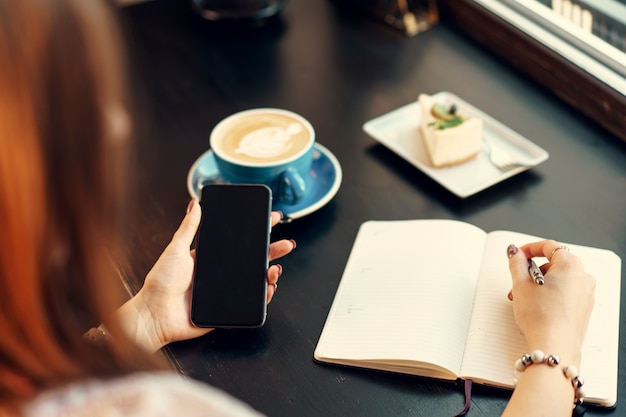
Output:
(187, 143), (342, 220)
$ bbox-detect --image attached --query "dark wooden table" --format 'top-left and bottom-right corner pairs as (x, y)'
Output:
(119, 1), (626, 416)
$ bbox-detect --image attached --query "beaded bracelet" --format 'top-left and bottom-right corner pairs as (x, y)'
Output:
(83, 327), (111, 346)
(514, 349), (585, 406)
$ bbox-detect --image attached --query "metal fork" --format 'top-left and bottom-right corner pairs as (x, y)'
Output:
(483, 139), (528, 171)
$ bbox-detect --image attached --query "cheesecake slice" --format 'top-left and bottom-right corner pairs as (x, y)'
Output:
(418, 94), (483, 168)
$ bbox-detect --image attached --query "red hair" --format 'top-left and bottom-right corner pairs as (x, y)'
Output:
(0, 0), (163, 411)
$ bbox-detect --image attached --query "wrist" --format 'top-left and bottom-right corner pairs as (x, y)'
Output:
(514, 349), (586, 408)
(525, 330), (582, 367)
(116, 294), (165, 353)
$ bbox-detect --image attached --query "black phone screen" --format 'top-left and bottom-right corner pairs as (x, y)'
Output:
(191, 184), (272, 328)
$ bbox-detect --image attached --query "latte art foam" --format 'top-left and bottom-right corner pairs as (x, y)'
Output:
(214, 112), (312, 164)
(235, 123), (303, 159)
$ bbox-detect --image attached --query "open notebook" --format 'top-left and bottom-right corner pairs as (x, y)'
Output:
(314, 219), (621, 407)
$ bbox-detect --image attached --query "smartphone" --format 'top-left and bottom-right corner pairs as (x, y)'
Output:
(191, 184), (272, 328)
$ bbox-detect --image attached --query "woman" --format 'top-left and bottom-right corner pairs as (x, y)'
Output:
(0, 1), (596, 416)
(0, 0), (293, 415)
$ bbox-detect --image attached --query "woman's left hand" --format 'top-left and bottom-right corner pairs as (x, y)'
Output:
(117, 199), (295, 353)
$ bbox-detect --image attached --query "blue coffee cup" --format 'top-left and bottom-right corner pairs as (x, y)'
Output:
(210, 108), (315, 204)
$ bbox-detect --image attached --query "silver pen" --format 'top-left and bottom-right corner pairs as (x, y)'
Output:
(528, 258), (544, 285)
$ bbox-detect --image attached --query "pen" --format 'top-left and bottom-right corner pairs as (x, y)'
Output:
(528, 258), (544, 285)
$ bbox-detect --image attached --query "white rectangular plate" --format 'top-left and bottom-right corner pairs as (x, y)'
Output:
(363, 91), (549, 198)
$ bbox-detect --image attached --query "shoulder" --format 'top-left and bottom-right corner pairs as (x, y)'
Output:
(23, 371), (265, 417)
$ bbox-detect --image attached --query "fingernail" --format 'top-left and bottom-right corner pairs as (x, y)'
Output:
(275, 264), (283, 276)
(507, 290), (514, 301)
(186, 198), (196, 214)
(290, 239), (297, 249)
(506, 244), (518, 258)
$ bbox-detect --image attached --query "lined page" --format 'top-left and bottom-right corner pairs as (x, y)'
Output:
(460, 230), (621, 407)
(459, 230), (529, 385)
(315, 220), (486, 378)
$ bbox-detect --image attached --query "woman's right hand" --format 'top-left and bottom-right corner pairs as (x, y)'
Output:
(507, 240), (595, 364)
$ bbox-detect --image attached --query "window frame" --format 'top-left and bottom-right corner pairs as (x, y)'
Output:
(439, 0), (626, 143)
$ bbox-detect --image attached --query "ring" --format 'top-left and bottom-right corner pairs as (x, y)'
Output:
(549, 245), (569, 262)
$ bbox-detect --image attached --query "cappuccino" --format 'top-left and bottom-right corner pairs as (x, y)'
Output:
(212, 110), (313, 165)
(209, 108), (316, 204)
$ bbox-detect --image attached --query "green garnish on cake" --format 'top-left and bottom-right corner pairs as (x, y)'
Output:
(418, 94), (483, 168)
(427, 103), (464, 130)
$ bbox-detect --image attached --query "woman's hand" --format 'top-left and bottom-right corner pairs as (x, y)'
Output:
(507, 240), (595, 364)
(117, 199), (296, 353)
(502, 240), (596, 417)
